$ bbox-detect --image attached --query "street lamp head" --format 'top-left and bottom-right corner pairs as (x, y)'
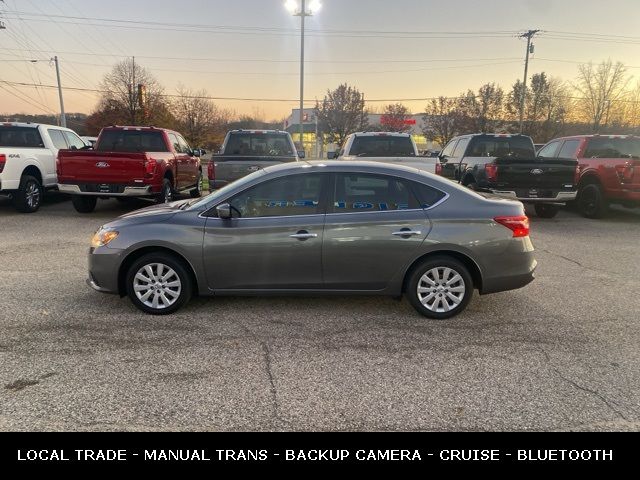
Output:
(309, 0), (322, 14)
(285, 0), (322, 15)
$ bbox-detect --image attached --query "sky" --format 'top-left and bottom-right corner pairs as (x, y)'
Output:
(1, 0), (639, 120)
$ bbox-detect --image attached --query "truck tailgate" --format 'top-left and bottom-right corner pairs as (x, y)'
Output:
(214, 156), (297, 183)
(58, 151), (147, 184)
(495, 158), (577, 190)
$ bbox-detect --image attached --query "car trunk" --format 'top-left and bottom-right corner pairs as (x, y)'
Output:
(58, 151), (148, 185)
(214, 155), (297, 183)
(493, 157), (577, 193)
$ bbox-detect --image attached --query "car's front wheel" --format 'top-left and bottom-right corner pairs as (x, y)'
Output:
(125, 253), (192, 315)
(406, 256), (474, 320)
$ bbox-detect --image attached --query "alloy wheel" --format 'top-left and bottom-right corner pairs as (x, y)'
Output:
(133, 263), (182, 310)
(26, 181), (41, 209)
(417, 267), (466, 313)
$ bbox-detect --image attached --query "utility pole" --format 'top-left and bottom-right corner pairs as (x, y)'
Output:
(519, 30), (539, 134)
(131, 56), (136, 125)
(298, 0), (306, 154)
(52, 56), (66, 128)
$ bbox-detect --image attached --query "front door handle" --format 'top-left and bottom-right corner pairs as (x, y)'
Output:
(392, 230), (422, 237)
(290, 230), (318, 240)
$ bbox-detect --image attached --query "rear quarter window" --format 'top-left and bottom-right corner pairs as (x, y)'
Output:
(409, 181), (447, 208)
(0, 127), (44, 148)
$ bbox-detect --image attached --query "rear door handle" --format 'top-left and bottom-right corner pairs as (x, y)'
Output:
(392, 230), (422, 237)
(290, 230), (318, 240)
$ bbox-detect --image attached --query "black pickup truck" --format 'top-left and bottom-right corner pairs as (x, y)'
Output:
(208, 130), (300, 190)
(437, 134), (578, 218)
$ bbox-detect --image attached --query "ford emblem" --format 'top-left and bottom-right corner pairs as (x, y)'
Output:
(96, 162), (110, 168)
(531, 169), (544, 175)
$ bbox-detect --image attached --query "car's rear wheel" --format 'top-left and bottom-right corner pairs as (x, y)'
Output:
(13, 175), (43, 213)
(578, 183), (608, 219)
(157, 178), (173, 204)
(126, 253), (192, 315)
(71, 195), (97, 213)
(190, 171), (202, 198)
(406, 257), (474, 320)
(534, 203), (560, 218)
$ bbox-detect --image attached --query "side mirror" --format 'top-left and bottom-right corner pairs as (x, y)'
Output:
(439, 154), (447, 163)
(298, 150), (306, 159)
(193, 149), (202, 158)
(216, 203), (232, 220)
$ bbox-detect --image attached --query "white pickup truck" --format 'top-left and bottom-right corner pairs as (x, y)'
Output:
(0, 123), (88, 213)
(334, 132), (439, 173)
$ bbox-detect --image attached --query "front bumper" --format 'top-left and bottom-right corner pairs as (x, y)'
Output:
(59, 183), (153, 197)
(490, 190), (577, 203)
(87, 247), (123, 294)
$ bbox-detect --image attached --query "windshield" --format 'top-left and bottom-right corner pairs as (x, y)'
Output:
(585, 138), (640, 159)
(186, 169), (267, 210)
(350, 136), (416, 157)
(223, 133), (294, 157)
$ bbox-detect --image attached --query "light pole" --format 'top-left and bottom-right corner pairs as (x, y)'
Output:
(285, 0), (321, 156)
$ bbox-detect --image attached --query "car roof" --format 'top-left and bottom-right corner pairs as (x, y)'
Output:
(0, 122), (68, 129)
(549, 134), (640, 141)
(351, 132), (412, 137)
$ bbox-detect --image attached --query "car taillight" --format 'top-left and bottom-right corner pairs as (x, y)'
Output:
(485, 163), (498, 182)
(494, 216), (530, 238)
(144, 159), (158, 178)
(56, 155), (61, 176)
(435, 162), (443, 176)
(0, 154), (6, 173)
(207, 161), (215, 180)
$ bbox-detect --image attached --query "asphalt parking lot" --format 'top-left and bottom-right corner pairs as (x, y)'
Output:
(0, 193), (639, 432)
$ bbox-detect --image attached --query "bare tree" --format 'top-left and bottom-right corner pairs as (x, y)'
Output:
(422, 96), (462, 147)
(316, 84), (369, 146)
(95, 60), (173, 127)
(379, 103), (412, 133)
(457, 83), (505, 133)
(574, 60), (629, 132)
(173, 86), (232, 147)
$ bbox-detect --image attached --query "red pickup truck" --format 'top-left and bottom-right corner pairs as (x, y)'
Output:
(538, 135), (640, 218)
(57, 126), (202, 213)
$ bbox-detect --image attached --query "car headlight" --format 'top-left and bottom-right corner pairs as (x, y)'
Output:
(91, 228), (119, 247)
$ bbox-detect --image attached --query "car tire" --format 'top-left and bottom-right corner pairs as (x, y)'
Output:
(578, 183), (608, 219)
(406, 256), (474, 320)
(125, 253), (192, 315)
(190, 171), (202, 198)
(71, 195), (97, 213)
(534, 203), (560, 218)
(157, 178), (173, 204)
(13, 175), (43, 213)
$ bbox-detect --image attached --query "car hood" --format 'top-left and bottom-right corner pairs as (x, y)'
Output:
(105, 200), (187, 228)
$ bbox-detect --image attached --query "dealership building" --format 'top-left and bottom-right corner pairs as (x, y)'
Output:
(284, 108), (440, 159)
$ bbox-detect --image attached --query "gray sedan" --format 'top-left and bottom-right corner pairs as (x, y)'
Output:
(88, 161), (537, 319)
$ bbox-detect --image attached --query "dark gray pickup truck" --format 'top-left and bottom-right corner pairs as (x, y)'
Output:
(437, 133), (579, 218)
(207, 130), (300, 190)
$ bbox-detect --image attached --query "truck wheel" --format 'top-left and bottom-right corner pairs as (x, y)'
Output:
(125, 252), (192, 315)
(534, 204), (560, 218)
(13, 175), (43, 213)
(157, 178), (173, 204)
(71, 195), (97, 214)
(578, 183), (608, 219)
(406, 256), (474, 320)
(190, 171), (202, 198)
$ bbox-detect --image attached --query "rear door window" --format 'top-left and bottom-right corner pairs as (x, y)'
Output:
(0, 127), (44, 148)
(48, 129), (69, 150)
(331, 174), (420, 213)
(557, 140), (580, 159)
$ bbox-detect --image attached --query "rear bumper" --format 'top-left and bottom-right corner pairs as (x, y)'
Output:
(58, 183), (153, 197)
(490, 190), (577, 203)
